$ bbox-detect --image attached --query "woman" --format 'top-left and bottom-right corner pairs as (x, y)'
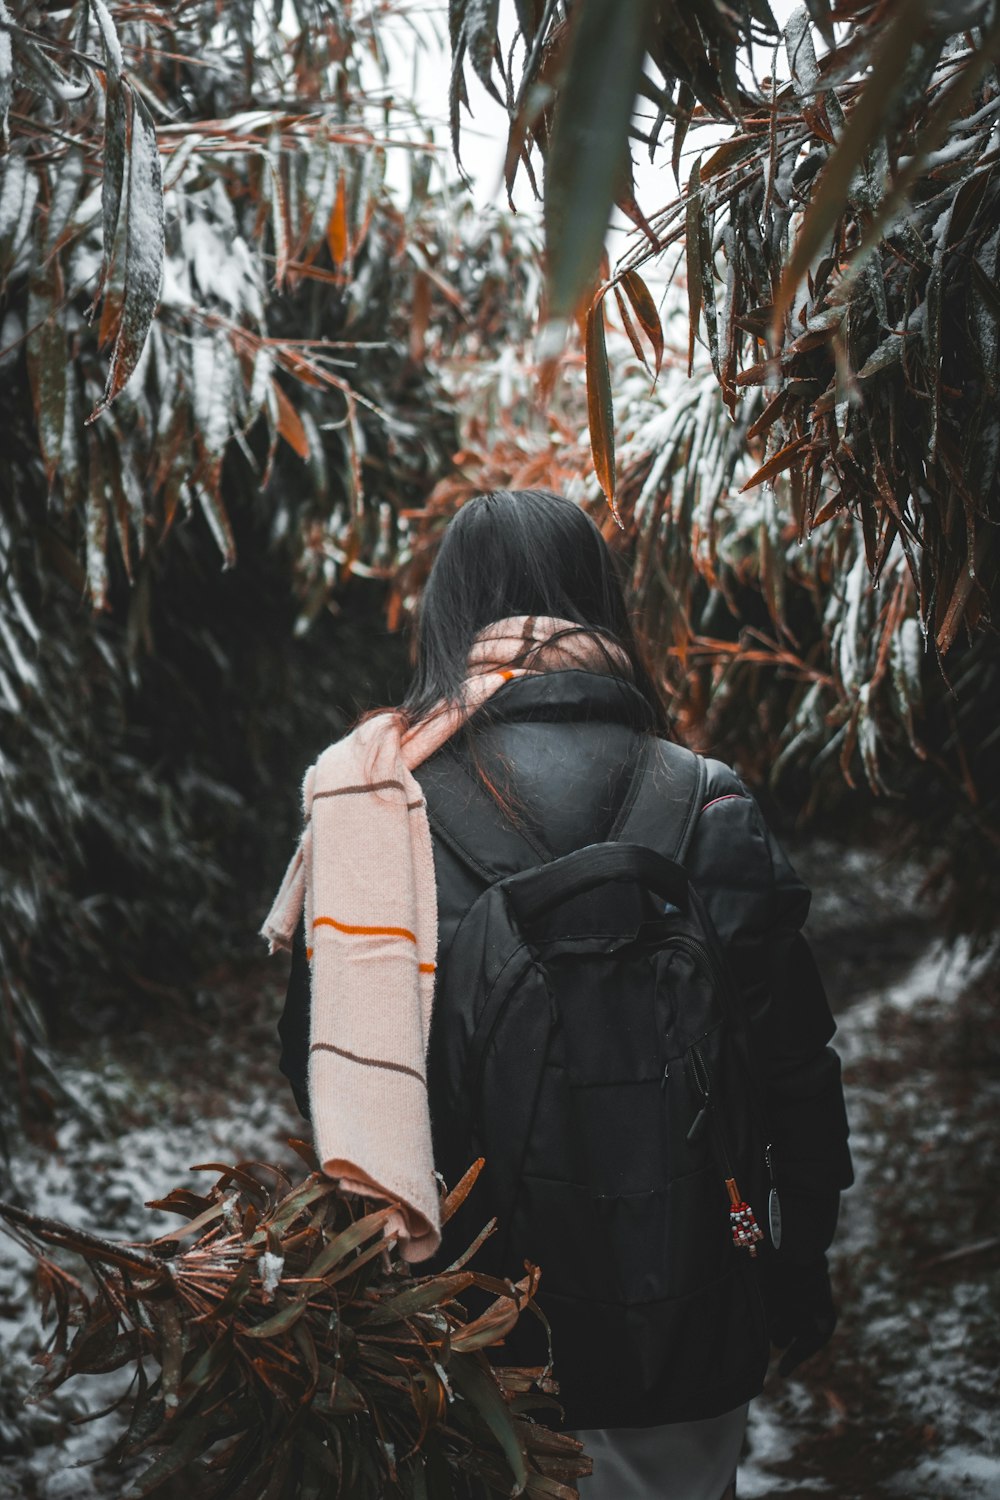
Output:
(267, 489), (853, 1500)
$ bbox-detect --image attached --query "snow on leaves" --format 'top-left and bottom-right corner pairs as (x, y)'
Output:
(0, 1), (13, 140)
(87, 2), (164, 423)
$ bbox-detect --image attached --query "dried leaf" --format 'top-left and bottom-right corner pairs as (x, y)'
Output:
(739, 434), (811, 492)
(620, 268), (664, 378)
(272, 379), (310, 460)
(614, 283), (651, 375)
(327, 171), (349, 266)
(441, 1157), (485, 1226)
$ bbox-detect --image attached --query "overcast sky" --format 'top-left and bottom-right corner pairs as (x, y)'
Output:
(375, 0), (799, 322)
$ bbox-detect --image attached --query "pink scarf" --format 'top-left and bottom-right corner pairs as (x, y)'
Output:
(262, 616), (628, 1262)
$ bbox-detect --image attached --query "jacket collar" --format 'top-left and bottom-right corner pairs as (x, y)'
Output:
(471, 668), (657, 731)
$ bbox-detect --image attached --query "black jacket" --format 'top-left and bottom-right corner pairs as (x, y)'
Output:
(277, 671), (853, 1422)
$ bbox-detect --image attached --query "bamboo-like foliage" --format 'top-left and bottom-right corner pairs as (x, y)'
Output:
(0, 1154), (590, 1499)
(0, 0), (479, 1092)
(447, 0), (1000, 653)
(0, 0), (454, 599)
(443, 0), (1000, 929)
(402, 306), (998, 932)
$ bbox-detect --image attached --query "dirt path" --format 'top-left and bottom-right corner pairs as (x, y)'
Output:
(1, 844), (998, 1499)
(738, 843), (1000, 1499)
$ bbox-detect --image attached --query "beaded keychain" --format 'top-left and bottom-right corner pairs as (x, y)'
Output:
(726, 1177), (764, 1257)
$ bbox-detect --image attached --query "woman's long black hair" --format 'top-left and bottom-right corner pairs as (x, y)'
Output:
(400, 489), (668, 735)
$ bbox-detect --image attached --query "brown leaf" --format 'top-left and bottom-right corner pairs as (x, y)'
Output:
(613, 284), (651, 375)
(327, 172), (349, 265)
(441, 1156), (485, 1226)
(272, 379), (310, 460)
(739, 434), (811, 492)
(620, 268), (664, 377)
(409, 271), (432, 364)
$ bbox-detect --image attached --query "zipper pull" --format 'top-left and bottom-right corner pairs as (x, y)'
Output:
(686, 1045), (711, 1142)
(725, 1177), (764, 1258)
(765, 1144), (782, 1250)
(686, 1104), (710, 1144)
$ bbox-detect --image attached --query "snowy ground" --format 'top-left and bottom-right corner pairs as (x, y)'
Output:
(1, 843), (998, 1499)
(739, 841), (1000, 1500)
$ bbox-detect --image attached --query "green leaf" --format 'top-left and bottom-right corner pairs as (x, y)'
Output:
(466, 0), (501, 102)
(543, 0), (655, 323)
(123, 1412), (230, 1499)
(451, 1356), (528, 1495)
(365, 1271), (475, 1325)
(85, 436), (110, 610)
(242, 1297), (309, 1339)
(301, 1202), (399, 1282)
(26, 257), (67, 488)
(90, 0), (127, 294)
(88, 87), (164, 420)
(249, 1176), (338, 1245)
(0, 1), (12, 136)
(585, 290), (617, 515)
(774, 0), (927, 331)
(194, 484), (237, 569)
(45, 147), (86, 255)
(159, 1303), (185, 1414)
(0, 151), (39, 275)
(513, 0), (537, 41)
(686, 155), (703, 377)
(671, 81), (693, 187)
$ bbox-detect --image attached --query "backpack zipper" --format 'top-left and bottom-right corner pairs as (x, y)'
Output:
(668, 932), (779, 1247)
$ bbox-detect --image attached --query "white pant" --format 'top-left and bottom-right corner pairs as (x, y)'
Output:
(568, 1402), (748, 1500)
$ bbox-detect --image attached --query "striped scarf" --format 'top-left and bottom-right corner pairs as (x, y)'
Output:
(261, 616), (629, 1262)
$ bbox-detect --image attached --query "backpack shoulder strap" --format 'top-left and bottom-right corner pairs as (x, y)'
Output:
(418, 748), (549, 883)
(611, 738), (707, 866)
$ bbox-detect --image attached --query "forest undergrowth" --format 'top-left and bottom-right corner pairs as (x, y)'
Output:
(1, 839), (997, 1500)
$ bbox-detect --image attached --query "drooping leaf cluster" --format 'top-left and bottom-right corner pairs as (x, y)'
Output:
(0, 1155), (590, 1498)
(0, 0), (462, 598)
(0, 1), (517, 1098)
(447, 1), (1000, 649)
(443, 0), (1000, 930)
(401, 297), (1000, 934)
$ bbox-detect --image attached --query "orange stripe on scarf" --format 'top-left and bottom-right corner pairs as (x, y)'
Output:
(313, 915), (418, 944)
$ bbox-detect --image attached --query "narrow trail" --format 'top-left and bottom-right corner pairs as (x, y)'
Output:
(739, 841), (1000, 1499)
(1, 841), (997, 1499)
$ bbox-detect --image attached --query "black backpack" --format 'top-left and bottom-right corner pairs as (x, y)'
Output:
(424, 738), (778, 1429)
